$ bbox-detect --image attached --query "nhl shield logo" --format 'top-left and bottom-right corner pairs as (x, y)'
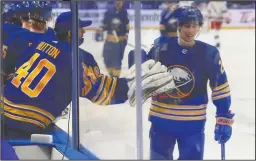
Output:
(182, 49), (187, 54)
(165, 65), (195, 98)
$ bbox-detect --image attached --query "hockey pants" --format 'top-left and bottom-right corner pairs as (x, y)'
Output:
(102, 40), (126, 76)
(149, 124), (205, 160)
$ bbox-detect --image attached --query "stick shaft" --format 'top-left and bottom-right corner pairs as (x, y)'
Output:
(221, 143), (225, 160)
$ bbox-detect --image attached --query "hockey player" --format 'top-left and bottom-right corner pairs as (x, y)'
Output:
(2, 3), (25, 44)
(207, 1), (230, 49)
(1, 11), (175, 139)
(178, 1), (194, 7)
(159, 0), (179, 37)
(1, 2), (31, 83)
(28, 1), (55, 36)
(2, 1), (56, 85)
(129, 6), (235, 160)
(98, 0), (129, 77)
(2, 3), (22, 27)
(16, 1), (32, 30)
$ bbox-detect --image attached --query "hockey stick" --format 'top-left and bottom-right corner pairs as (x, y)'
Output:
(127, 42), (149, 49)
(221, 142), (225, 160)
(113, 29), (149, 49)
(113, 29), (150, 50)
(112, 29), (119, 42)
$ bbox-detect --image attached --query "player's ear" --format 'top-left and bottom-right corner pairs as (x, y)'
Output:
(178, 26), (182, 33)
(68, 31), (71, 41)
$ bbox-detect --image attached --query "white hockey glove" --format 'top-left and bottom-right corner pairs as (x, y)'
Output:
(126, 59), (175, 107)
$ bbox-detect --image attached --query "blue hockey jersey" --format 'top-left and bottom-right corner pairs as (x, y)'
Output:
(2, 24), (27, 78)
(2, 23), (27, 44)
(2, 28), (56, 84)
(79, 49), (128, 105)
(100, 6), (129, 36)
(3, 38), (72, 132)
(2, 39), (128, 133)
(147, 36), (231, 134)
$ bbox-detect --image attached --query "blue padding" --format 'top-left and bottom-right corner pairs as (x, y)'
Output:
(6, 123), (100, 160)
(8, 139), (54, 147)
(45, 124), (100, 160)
(79, 145), (99, 160)
(1, 139), (19, 160)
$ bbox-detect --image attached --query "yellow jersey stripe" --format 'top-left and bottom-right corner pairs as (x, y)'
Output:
(214, 82), (229, 91)
(151, 106), (206, 116)
(212, 86), (230, 96)
(152, 100), (207, 110)
(149, 111), (206, 121)
(212, 92), (231, 101)
(102, 77), (117, 105)
(4, 98), (55, 121)
(92, 76), (106, 102)
(95, 77), (112, 104)
(3, 112), (45, 128)
(98, 77), (114, 105)
(3, 104), (52, 126)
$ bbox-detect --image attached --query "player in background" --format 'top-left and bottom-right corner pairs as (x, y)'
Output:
(1, 2), (32, 83)
(2, 1), (56, 85)
(2, 3), (25, 44)
(97, 0), (129, 77)
(207, 1), (230, 49)
(1, 11), (176, 139)
(178, 1), (194, 7)
(159, 0), (179, 37)
(129, 1), (179, 66)
(191, 1), (210, 33)
(129, 6), (235, 160)
(2, 3), (22, 27)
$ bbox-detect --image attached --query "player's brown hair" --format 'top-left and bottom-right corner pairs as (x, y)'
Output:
(31, 20), (47, 32)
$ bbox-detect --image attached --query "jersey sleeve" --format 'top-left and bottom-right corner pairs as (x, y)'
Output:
(147, 37), (167, 61)
(79, 51), (128, 105)
(2, 25), (10, 44)
(2, 34), (25, 84)
(208, 49), (231, 114)
(100, 10), (109, 31)
(128, 49), (148, 68)
(147, 45), (156, 60)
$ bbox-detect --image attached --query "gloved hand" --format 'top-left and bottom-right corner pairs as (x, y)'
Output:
(126, 59), (175, 107)
(214, 111), (235, 144)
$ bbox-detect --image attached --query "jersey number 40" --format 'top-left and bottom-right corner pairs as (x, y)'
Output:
(11, 53), (56, 98)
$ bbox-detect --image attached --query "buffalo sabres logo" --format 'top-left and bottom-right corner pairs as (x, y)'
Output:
(111, 18), (121, 29)
(112, 18), (121, 24)
(165, 65), (195, 98)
